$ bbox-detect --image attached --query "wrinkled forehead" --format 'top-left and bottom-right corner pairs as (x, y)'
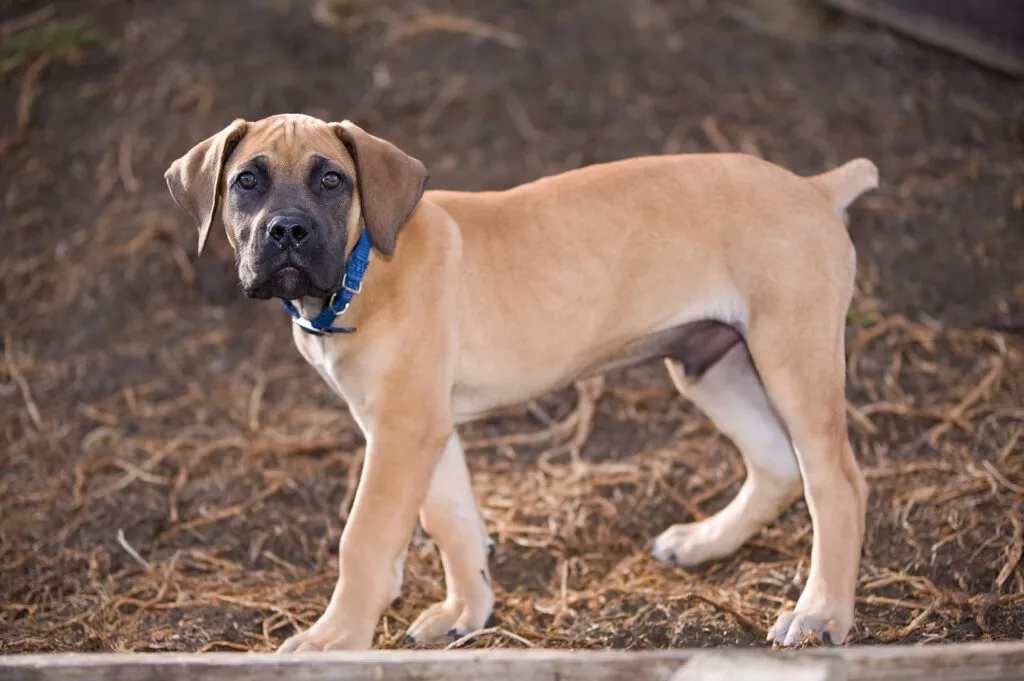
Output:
(228, 115), (356, 179)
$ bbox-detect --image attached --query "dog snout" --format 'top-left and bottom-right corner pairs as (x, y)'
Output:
(266, 213), (313, 249)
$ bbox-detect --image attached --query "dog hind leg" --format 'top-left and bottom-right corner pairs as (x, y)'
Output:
(747, 304), (867, 646)
(651, 343), (803, 567)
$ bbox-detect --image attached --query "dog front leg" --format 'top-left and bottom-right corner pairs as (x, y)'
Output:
(278, 411), (452, 652)
(404, 433), (495, 643)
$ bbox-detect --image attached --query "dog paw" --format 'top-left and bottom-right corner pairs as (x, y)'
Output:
(404, 595), (496, 644)
(650, 521), (737, 567)
(766, 608), (850, 647)
(277, 624), (369, 653)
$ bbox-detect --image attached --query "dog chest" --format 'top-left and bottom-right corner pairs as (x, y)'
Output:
(295, 334), (348, 402)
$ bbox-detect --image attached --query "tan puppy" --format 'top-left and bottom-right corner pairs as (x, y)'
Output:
(165, 113), (876, 651)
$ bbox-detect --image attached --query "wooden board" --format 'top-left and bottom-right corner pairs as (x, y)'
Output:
(822, 0), (1024, 77)
(4, 641), (1024, 681)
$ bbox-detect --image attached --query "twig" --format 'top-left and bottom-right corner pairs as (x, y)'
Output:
(464, 410), (580, 451)
(418, 75), (466, 132)
(847, 315), (910, 380)
(17, 53), (53, 132)
(198, 640), (252, 652)
(859, 595), (932, 610)
(118, 132), (141, 194)
(981, 461), (1024, 496)
(505, 90), (542, 144)
(690, 469), (745, 508)
(4, 335), (43, 431)
(700, 115), (733, 153)
(444, 626), (535, 649)
(567, 376), (604, 467)
(116, 529), (153, 572)
(156, 483), (284, 544)
(999, 428), (1022, 463)
(668, 592), (760, 631)
(846, 401), (878, 434)
(525, 401), (556, 427)
(927, 356), (1005, 446)
(893, 599), (938, 638)
(386, 12), (525, 50)
(993, 511), (1023, 594)
(173, 244), (197, 286)
(248, 374), (268, 432)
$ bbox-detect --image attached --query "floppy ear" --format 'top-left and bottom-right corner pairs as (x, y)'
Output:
(164, 119), (249, 255)
(330, 121), (429, 255)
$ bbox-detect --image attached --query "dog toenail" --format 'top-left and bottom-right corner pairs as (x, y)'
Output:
(402, 635), (416, 645)
(447, 628), (461, 638)
(822, 632), (834, 646)
(485, 613), (497, 628)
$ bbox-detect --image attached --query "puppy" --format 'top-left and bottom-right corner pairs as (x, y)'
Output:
(165, 113), (876, 651)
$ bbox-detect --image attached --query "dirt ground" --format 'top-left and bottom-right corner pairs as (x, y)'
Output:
(1, 0), (1023, 654)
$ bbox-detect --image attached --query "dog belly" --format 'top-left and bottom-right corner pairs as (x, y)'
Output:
(451, 319), (743, 424)
(589, 320), (744, 379)
(451, 377), (569, 424)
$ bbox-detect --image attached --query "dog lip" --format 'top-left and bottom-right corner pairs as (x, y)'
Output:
(242, 256), (338, 300)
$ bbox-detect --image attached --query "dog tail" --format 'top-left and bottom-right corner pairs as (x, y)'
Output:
(810, 158), (878, 222)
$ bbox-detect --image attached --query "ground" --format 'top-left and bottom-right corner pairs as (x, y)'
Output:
(1, 0), (1023, 654)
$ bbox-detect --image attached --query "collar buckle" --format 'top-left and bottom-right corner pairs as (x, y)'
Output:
(327, 291), (351, 317)
(341, 273), (363, 296)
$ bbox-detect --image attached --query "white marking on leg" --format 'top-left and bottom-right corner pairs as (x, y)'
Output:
(406, 434), (494, 642)
(653, 344), (802, 567)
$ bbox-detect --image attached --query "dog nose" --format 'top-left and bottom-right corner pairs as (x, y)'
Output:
(267, 214), (312, 248)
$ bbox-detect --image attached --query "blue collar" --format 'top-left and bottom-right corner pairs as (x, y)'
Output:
(281, 229), (372, 335)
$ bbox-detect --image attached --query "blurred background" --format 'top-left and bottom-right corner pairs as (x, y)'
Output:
(1, 0), (1022, 654)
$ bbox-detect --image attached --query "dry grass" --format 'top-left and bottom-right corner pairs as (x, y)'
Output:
(2, 296), (1022, 652)
(1, 0), (1022, 656)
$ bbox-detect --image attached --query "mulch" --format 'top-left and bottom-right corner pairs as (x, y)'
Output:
(1, 0), (1022, 654)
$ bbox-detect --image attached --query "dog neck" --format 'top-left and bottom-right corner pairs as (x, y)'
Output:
(293, 296), (330, 320)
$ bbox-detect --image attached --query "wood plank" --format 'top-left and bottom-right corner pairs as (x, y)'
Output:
(822, 0), (1024, 77)
(2, 642), (1024, 681)
(822, 640), (1024, 681)
(0, 649), (694, 681)
(672, 651), (840, 681)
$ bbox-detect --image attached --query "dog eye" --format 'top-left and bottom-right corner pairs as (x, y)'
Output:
(321, 172), (343, 190)
(237, 172), (257, 190)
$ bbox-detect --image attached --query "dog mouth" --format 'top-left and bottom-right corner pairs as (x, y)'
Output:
(244, 262), (325, 300)
(273, 265), (306, 294)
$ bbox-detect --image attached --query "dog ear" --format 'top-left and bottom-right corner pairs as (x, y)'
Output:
(165, 119), (249, 255)
(331, 121), (428, 256)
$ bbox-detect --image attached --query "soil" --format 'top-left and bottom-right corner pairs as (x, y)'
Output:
(1, 0), (1022, 654)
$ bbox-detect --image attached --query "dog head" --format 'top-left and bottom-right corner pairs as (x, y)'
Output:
(165, 114), (428, 300)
